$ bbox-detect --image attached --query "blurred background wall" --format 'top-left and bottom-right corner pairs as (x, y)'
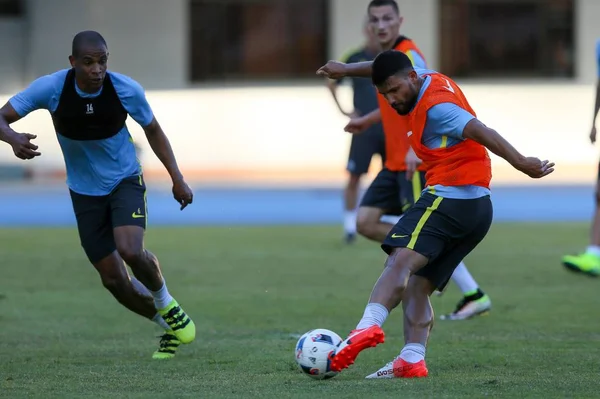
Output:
(0, 0), (597, 185)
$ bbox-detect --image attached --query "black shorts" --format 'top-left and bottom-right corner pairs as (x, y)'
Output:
(360, 167), (427, 215)
(347, 123), (386, 175)
(69, 175), (147, 263)
(382, 192), (493, 290)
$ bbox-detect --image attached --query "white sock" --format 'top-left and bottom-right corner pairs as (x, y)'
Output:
(355, 303), (389, 330)
(344, 210), (357, 234)
(399, 343), (426, 363)
(380, 214), (402, 224)
(451, 261), (479, 295)
(586, 245), (600, 257)
(150, 281), (174, 310)
(152, 313), (170, 330)
(130, 277), (171, 329)
(130, 276), (152, 296)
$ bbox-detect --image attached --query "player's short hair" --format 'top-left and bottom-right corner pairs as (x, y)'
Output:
(368, 0), (399, 15)
(371, 50), (414, 86)
(72, 31), (107, 57)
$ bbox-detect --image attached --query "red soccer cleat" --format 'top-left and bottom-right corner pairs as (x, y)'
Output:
(329, 326), (385, 372)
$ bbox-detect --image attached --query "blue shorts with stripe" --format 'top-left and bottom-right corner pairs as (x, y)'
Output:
(381, 192), (493, 290)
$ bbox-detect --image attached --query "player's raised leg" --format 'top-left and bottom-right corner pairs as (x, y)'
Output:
(330, 246), (427, 372)
(111, 175), (195, 345)
(365, 195), (493, 379)
(398, 171), (492, 317)
(364, 275), (435, 379)
(331, 194), (441, 373)
(363, 168), (492, 319)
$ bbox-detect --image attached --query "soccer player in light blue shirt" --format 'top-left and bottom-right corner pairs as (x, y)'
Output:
(0, 31), (195, 359)
(562, 39), (600, 275)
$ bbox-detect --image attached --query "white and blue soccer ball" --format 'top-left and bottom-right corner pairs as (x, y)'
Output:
(294, 328), (343, 380)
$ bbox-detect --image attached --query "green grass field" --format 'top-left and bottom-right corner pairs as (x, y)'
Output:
(1, 223), (599, 398)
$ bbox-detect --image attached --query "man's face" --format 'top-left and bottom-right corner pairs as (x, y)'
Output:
(368, 5), (402, 48)
(69, 44), (108, 92)
(376, 72), (419, 115)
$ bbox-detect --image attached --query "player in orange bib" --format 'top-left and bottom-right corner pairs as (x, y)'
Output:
(320, 0), (492, 321)
(343, 0), (428, 240)
(323, 50), (555, 378)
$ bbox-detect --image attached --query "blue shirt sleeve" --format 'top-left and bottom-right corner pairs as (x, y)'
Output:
(424, 102), (475, 140)
(405, 50), (427, 69)
(110, 72), (155, 127)
(9, 72), (64, 116)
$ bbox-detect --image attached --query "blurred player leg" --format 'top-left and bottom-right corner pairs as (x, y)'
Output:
(439, 261), (492, 320)
(344, 132), (379, 243)
(562, 166), (600, 276)
(343, 172), (360, 243)
(357, 168), (402, 242)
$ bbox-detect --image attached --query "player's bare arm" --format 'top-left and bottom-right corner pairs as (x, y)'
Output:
(404, 145), (422, 180)
(344, 109), (381, 134)
(463, 118), (554, 179)
(326, 79), (354, 117)
(0, 102), (41, 160)
(591, 79), (600, 144)
(317, 60), (373, 79)
(362, 108), (382, 125)
(143, 117), (193, 210)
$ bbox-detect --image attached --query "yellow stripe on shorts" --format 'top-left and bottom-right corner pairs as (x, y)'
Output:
(411, 172), (422, 205)
(407, 196), (444, 250)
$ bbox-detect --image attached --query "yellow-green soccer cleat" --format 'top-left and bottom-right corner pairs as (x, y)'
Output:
(562, 253), (600, 276)
(152, 331), (181, 360)
(158, 300), (196, 344)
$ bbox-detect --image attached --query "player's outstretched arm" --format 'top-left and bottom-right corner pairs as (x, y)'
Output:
(326, 79), (353, 117)
(362, 108), (381, 125)
(143, 118), (193, 210)
(462, 118), (554, 179)
(0, 102), (40, 160)
(317, 61), (373, 79)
